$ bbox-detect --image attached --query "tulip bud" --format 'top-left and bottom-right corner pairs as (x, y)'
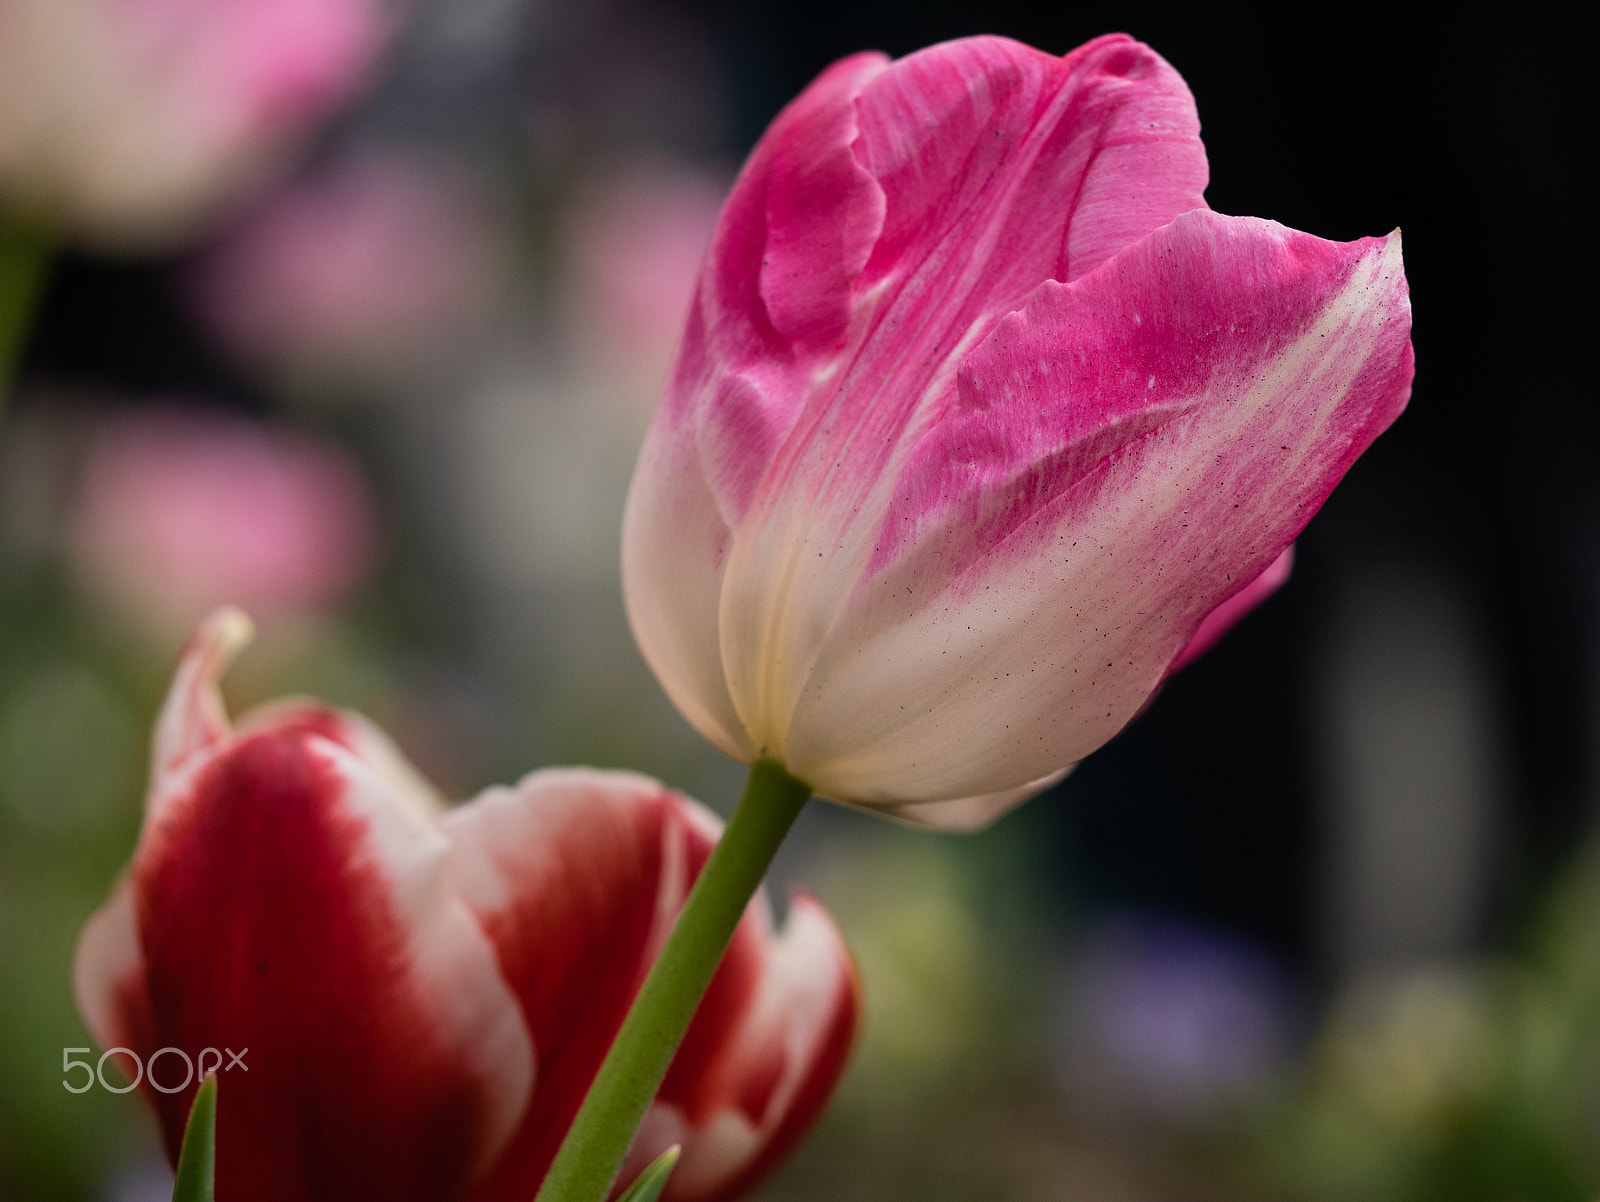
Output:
(74, 610), (859, 1201)
(623, 34), (1412, 829)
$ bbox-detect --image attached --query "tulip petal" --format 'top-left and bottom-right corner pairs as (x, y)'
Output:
(72, 875), (154, 1058)
(150, 606), (253, 783)
(758, 55), (890, 357)
(730, 34), (1207, 749)
(638, 893), (858, 1202)
(626, 34), (1207, 764)
(76, 615), (533, 1202)
(877, 767), (1074, 832)
(1168, 544), (1294, 673)
(238, 697), (447, 821)
(444, 770), (691, 1201)
(623, 51), (888, 763)
(785, 210), (1411, 813)
(620, 423), (758, 766)
(444, 770), (858, 1202)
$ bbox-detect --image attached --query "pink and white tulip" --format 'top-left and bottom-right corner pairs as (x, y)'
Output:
(74, 610), (859, 1202)
(0, 0), (392, 249)
(622, 34), (1413, 829)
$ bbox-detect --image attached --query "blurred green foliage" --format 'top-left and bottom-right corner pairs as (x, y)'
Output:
(1263, 855), (1600, 1202)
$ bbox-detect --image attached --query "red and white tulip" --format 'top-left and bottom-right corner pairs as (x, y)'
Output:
(74, 609), (859, 1201)
(622, 34), (1413, 828)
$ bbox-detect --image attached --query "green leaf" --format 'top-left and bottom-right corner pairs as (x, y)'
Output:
(613, 1145), (681, 1202)
(171, 1074), (217, 1202)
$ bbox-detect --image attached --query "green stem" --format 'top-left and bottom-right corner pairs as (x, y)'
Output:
(535, 759), (811, 1202)
(0, 217), (52, 413)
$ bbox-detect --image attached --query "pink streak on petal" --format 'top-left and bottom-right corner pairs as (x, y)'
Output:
(1059, 36), (1211, 282)
(1168, 545), (1294, 674)
(758, 64), (887, 355)
(871, 212), (1408, 594)
(750, 33), (1206, 523)
(623, 52), (888, 758)
(670, 50), (889, 523)
(721, 34), (1206, 537)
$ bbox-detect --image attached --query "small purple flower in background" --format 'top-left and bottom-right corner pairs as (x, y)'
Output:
(1054, 916), (1296, 1124)
(68, 404), (378, 634)
(0, 0), (394, 249)
(188, 148), (501, 376)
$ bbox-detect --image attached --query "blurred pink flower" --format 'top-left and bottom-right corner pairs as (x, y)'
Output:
(189, 149), (500, 373)
(0, 0), (393, 249)
(70, 405), (378, 631)
(566, 166), (727, 377)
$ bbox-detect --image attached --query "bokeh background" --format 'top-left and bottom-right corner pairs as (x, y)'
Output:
(1, 1), (1594, 1199)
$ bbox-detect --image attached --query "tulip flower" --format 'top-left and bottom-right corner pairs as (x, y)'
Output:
(0, 0), (392, 250)
(73, 609), (859, 1202)
(539, 34), (1414, 1202)
(621, 33), (1414, 830)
